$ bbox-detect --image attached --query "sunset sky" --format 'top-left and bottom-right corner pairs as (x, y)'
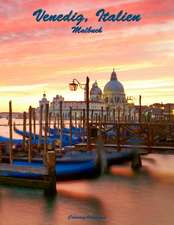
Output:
(0, 0), (174, 112)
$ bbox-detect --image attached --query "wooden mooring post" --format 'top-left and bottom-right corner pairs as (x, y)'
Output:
(32, 108), (36, 141)
(28, 106), (32, 162)
(106, 107), (109, 122)
(95, 113), (98, 124)
(139, 95), (142, 123)
(91, 110), (94, 124)
(57, 113), (60, 130)
(53, 114), (56, 128)
(79, 111), (83, 128)
(22, 111), (27, 151)
(116, 123), (121, 152)
(59, 101), (63, 150)
(48, 112), (52, 137)
(9, 101), (13, 163)
(101, 107), (104, 123)
(44, 104), (49, 163)
(69, 107), (72, 146)
(44, 151), (57, 195)
(74, 111), (77, 128)
(38, 105), (43, 148)
(82, 108), (85, 142)
(113, 109), (116, 123)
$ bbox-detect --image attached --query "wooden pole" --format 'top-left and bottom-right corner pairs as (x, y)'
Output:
(168, 104), (171, 122)
(82, 108), (85, 142)
(98, 114), (101, 127)
(80, 111), (83, 128)
(32, 108), (36, 140)
(69, 107), (72, 146)
(123, 105), (125, 122)
(62, 112), (65, 128)
(91, 109), (94, 125)
(113, 109), (116, 123)
(9, 101), (13, 163)
(28, 106), (32, 162)
(57, 113), (60, 130)
(22, 111), (26, 151)
(139, 95), (142, 123)
(44, 104), (49, 163)
(38, 105), (43, 148)
(48, 112), (52, 137)
(95, 113), (98, 124)
(86, 77), (90, 149)
(104, 115), (107, 143)
(117, 107), (120, 122)
(106, 107), (109, 122)
(101, 106), (104, 124)
(75, 111), (77, 128)
(60, 101), (63, 150)
(53, 114), (56, 128)
(116, 123), (121, 152)
(45, 151), (56, 195)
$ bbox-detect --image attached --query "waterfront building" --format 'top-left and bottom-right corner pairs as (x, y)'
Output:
(37, 69), (135, 121)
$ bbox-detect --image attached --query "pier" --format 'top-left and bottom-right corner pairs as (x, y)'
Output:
(0, 99), (173, 194)
(0, 150), (56, 195)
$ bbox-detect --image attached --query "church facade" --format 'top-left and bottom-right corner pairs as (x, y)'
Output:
(38, 69), (132, 120)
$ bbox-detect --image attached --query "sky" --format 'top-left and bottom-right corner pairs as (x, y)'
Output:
(0, 0), (174, 112)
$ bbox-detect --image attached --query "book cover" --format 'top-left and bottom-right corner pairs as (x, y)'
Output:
(0, 1), (174, 225)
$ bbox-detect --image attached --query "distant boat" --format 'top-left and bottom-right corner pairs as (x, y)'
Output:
(13, 126), (82, 147)
(47, 127), (84, 137)
(0, 135), (55, 145)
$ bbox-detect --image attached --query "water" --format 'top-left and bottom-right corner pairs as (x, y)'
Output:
(0, 119), (174, 225)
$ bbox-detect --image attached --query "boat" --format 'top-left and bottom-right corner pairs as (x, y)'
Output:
(13, 127), (82, 147)
(47, 127), (84, 137)
(0, 135), (56, 145)
(0, 159), (97, 181)
(0, 149), (135, 181)
(0, 136), (23, 145)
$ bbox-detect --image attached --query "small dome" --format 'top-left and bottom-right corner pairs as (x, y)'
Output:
(104, 69), (124, 94)
(90, 81), (102, 96)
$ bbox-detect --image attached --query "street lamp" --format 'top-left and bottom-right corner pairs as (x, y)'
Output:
(69, 77), (90, 149)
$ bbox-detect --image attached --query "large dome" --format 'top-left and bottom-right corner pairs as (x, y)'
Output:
(104, 69), (124, 94)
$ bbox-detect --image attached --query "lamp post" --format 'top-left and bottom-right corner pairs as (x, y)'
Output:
(69, 77), (90, 149)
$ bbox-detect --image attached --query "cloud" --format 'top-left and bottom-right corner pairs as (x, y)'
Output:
(0, 0), (173, 111)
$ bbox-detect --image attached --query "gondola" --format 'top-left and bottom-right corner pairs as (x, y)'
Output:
(0, 149), (135, 180)
(0, 135), (56, 145)
(0, 159), (97, 181)
(13, 127), (82, 147)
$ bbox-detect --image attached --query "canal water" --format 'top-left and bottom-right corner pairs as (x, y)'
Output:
(0, 119), (174, 225)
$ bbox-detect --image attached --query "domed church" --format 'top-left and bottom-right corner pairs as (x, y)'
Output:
(103, 69), (126, 105)
(90, 69), (126, 107)
(41, 69), (129, 120)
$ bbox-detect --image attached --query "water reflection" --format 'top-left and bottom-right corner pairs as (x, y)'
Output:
(110, 155), (174, 184)
(0, 184), (106, 225)
(0, 120), (174, 225)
